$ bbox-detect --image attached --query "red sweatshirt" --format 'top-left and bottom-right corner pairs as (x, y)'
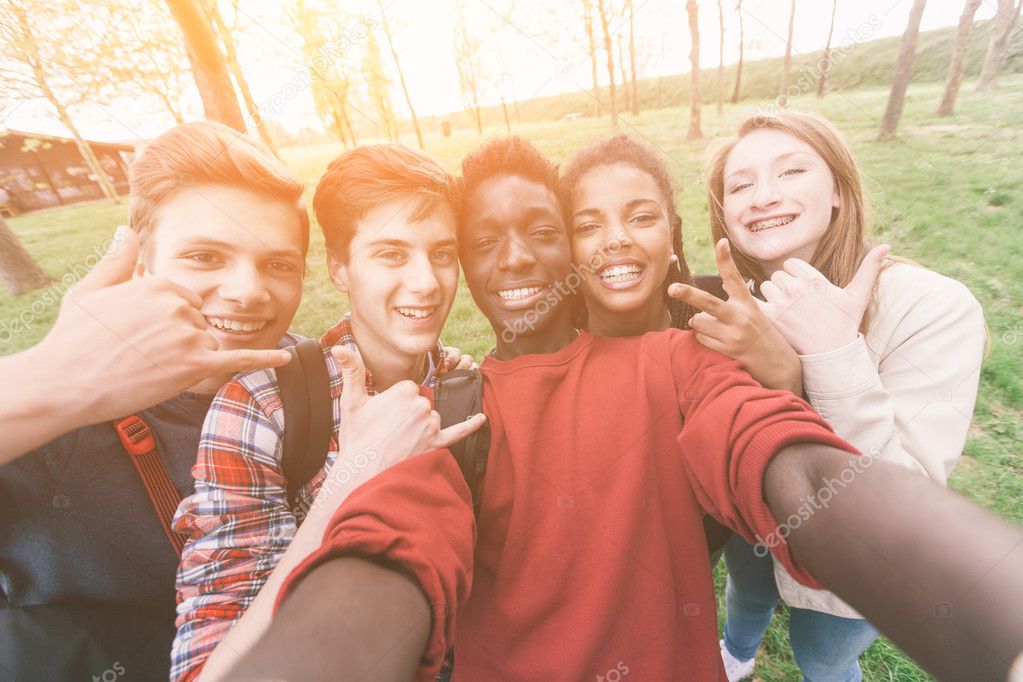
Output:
(278, 330), (856, 680)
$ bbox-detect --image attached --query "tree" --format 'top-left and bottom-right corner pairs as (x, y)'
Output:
(203, 0), (280, 156)
(288, 0), (360, 148)
(363, 31), (399, 141)
(596, 0), (618, 128)
(628, 0), (639, 115)
(164, 0), (245, 130)
(778, 0), (797, 105)
(0, 217), (52, 295)
(0, 1), (119, 203)
(716, 0), (726, 113)
(454, 0), (484, 134)
(617, 33), (630, 114)
(977, 0), (1022, 91)
(878, 0), (927, 141)
(686, 0), (702, 139)
(935, 0), (983, 115)
(376, 0), (424, 149)
(817, 0), (838, 98)
(581, 0), (602, 117)
(731, 0), (745, 103)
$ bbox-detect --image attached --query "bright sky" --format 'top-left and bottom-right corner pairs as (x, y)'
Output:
(2, 0), (1000, 144)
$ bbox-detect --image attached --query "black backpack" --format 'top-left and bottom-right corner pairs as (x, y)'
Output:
(274, 341), (491, 516)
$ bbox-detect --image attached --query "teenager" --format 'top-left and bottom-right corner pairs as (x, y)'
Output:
(210, 137), (1017, 682)
(0, 121), (307, 679)
(669, 110), (987, 681)
(169, 143), (485, 681)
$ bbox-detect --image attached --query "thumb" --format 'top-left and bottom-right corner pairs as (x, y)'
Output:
(845, 245), (890, 307)
(332, 345), (367, 409)
(76, 226), (139, 293)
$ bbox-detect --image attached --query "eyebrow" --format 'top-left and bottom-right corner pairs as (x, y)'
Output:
(726, 151), (815, 180)
(573, 198), (658, 219)
(175, 238), (302, 260)
(364, 237), (458, 249)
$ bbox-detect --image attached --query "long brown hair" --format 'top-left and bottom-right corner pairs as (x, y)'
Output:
(706, 110), (882, 330)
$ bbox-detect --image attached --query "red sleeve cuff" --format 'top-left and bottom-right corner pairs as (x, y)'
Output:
(274, 450), (475, 679)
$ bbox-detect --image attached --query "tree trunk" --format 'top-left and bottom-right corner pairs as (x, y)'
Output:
(165, 0), (245, 130)
(817, 0), (838, 98)
(778, 0), (797, 105)
(731, 0), (744, 103)
(935, 0), (983, 115)
(716, 0), (725, 114)
(0, 217), (52, 295)
(204, 0), (280, 156)
(10, 4), (119, 203)
(597, 0), (618, 127)
(686, 0), (702, 140)
(501, 95), (511, 132)
(878, 0), (928, 141)
(977, 0), (1021, 90)
(377, 1), (424, 149)
(617, 33), (630, 114)
(628, 0), (638, 115)
(582, 0), (602, 117)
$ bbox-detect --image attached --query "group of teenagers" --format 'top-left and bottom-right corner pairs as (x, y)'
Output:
(2, 109), (1021, 682)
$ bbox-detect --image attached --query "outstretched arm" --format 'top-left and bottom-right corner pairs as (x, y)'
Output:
(221, 556), (430, 682)
(766, 443), (1023, 681)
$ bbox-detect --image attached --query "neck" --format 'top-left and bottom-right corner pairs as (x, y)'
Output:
(586, 299), (671, 337)
(349, 322), (428, 391)
(492, 305), (577, 360)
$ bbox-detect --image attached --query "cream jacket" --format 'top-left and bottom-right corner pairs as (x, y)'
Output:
(772, 262), (986, 618)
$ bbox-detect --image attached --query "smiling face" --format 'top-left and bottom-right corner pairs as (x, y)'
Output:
(329, 198), (458, 363)
(459, 174), (573, 344)
(722, 128), (840, 274)
(570, 163), (673, 327)
(141, 184), (305, 352)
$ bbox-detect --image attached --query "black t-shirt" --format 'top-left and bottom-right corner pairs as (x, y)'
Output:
(0, 392), (213, 680)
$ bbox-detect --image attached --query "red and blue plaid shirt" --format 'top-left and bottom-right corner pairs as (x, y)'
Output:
(170, 314), (445, 681)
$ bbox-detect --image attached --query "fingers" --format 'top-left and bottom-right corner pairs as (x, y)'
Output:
(455, 354), (474, 371)
(214, 347), (293, 374)
(759, 280), (783, 303)
(332, 346), (368, 408)
(845, 244), (890, 306)
(770, 269), (798, 291)
(687, 311), (730, 343)
(434, 413), (487, 449)
(667, 283), (736, 323)
(442, 346), (462, 371)
(74, 226), (138, 293)
(715, 239), (753, 301)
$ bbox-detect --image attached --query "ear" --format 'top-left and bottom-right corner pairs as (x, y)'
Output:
(832, 186), (841, 209)
(327, 249), (350, 293)
(132, 256), (149, 279)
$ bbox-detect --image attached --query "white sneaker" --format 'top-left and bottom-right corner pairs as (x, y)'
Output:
(719, 639), (756, 682)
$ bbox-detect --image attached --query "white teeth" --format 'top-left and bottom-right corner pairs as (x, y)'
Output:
(749, 215), (795, 232)
(396, 307), (434, 319)
(206, 316), (268, 332)
(498, 287), (544, 301)
(600, 264), (642, 281)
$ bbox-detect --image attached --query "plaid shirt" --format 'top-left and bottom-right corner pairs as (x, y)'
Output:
(170, 315), (445, 681)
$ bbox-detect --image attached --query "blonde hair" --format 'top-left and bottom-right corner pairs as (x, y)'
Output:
(706, 110), (885, 330)
(129, 120), (309, 254)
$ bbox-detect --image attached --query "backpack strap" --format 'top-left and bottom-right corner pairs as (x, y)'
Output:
(277, 339), (333, 510)
(114, 415), (187, 556)
(434, 368), (490, 518)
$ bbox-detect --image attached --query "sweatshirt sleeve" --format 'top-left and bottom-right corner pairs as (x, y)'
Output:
(274, 449), (475, 681)
(798, 268), (985, 484)
(667, 331), (858, 589)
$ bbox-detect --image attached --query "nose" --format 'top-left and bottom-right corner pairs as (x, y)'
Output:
(497, 234), (536, 273)
(751, 176), (782, 210)
(603, 224), (633, 254)
(405, 254), (441, 297)
(221, 262), (272, 308)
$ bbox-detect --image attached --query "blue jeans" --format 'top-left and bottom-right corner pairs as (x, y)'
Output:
(722, 535), (878, 682)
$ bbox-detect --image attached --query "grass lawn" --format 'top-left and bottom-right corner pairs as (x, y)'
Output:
(4, 76), (1021, 681)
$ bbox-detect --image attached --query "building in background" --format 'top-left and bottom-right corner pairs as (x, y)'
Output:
(0, 130), (132, 215)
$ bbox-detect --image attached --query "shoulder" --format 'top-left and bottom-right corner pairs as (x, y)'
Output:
(877, 262), (981, 314)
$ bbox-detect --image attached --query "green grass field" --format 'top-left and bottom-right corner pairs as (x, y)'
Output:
(3, 76), (1022, 680)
